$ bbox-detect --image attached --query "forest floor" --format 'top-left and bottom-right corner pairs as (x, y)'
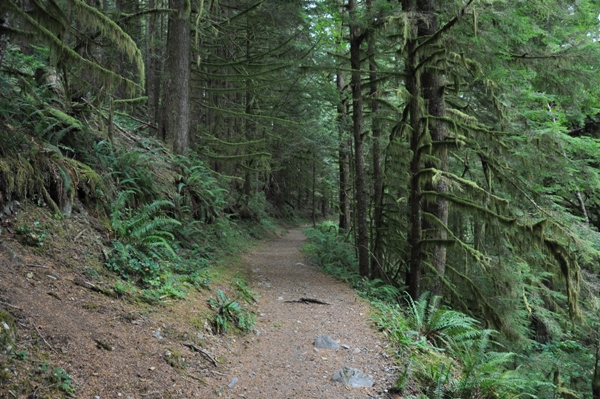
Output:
(0, 207), (398, 398)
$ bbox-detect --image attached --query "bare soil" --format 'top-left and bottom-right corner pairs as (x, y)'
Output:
(0, 211), (398, 399)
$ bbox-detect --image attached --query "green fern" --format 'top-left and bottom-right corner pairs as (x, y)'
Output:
(107, 191), (181, 284)
(405, 292), (480, 350)
(208, 290), (256, 334)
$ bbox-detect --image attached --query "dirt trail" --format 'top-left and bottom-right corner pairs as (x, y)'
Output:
(0, 224), (397, 398)
(211, 227), (397, 398)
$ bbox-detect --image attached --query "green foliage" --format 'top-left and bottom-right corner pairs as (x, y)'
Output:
(173, 154), (227, 228)
(38, 363), (75, 396)
(372, 299), (541, 398)
(52, 367), (75, 396)
(4, 0), (143, 95)
(95, 143), (160, 204)
(235, 277), (258, 304)
(303, 226), (400, 302)
(106, 191), (181, 285)
(303, 226), (358, 273)
(12, 350), (27, 361)
(208, 290), (255, 334)
(405, 293), (480, 350)
(16, 221), (47, 247)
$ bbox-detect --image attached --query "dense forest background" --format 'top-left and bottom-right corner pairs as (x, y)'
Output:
(3, 0), (600, 397)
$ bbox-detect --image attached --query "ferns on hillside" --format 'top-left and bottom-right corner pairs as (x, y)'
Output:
(107, 191), (181, 285)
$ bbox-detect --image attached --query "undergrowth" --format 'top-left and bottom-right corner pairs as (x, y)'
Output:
(208, 289), (256, 334)
(303, 223), (548, 398)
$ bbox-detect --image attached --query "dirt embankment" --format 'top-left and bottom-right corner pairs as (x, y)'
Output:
(0, 214), (397, 398)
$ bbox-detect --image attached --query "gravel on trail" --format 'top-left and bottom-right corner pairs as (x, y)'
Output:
(217, 227), (397, 398)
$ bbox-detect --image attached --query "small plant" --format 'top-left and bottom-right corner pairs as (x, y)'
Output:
(52, 367), (75, 396)
(13, 350), (27, 360)
(83, 266), (100, 280)
(16, 221), (47, 247)
(235, 277), (258, 304)
(208, 290), (255, 334)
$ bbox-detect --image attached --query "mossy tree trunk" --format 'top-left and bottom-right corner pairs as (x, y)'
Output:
(336, 71), (351, 231)
(348, 0), (369, 277)
(368, 13), (384, 280)
(405, 0), (423, 299)
(418, 0), (448, 296)
(160, 0), (191, 154)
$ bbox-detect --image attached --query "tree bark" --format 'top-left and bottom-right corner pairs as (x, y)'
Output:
(336, 72), (352, 231)
(368, 17), (384, 280)
(145, 0), (159, 136)
(348, 0), (369, 277)
(419, 0), (448, 297)
(160, 0), (191, 154)
(404, 0), (422, 300)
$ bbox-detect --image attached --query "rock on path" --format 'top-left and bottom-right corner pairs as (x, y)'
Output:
(205, 227), (397, 398)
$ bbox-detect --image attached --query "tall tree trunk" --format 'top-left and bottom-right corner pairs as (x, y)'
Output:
(145, 0), (158, 135)
(336, 72), (351, 231)
(368, 18), (384, 280)
(419, 0), (448, 297)
(348, 0), (369, 277)
(160, 0), (191, 154)
(405, 0), (423, 300)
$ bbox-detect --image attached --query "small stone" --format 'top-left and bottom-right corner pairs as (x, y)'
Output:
(314, 335), (338, 350)
(342, 344), (350, 349)
(331, 366), (374, 387)
(228, 377), (238, 388)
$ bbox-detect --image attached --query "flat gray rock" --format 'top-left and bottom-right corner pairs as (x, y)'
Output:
(331, 366), (374, 387)
(314, 335), (338, 350)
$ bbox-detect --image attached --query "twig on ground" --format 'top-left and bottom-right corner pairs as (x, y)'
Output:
(73, 228), (88, 242)
(0, 300), (22, 310)
(284, 298), (330, 305)
(183, 343), (218, 367)
(31, 321), (57, 353)
(26, 264), (48, 268)
(186, 373), (208, 384)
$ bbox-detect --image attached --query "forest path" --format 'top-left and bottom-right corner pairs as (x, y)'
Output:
(0, 224), (397, 398)
(203, 227), (397, 398)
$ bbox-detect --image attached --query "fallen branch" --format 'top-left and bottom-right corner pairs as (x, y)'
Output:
(31, 321), (57, 353)
(285, 298), (330, 305)
(185, 373), (208, 384)
(73, 228), (88, 242)
(183, 343), (217, 367)
(0, 301), (22, 310)
(73, 278), (118, 298)
(26, 264), (49, 269)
